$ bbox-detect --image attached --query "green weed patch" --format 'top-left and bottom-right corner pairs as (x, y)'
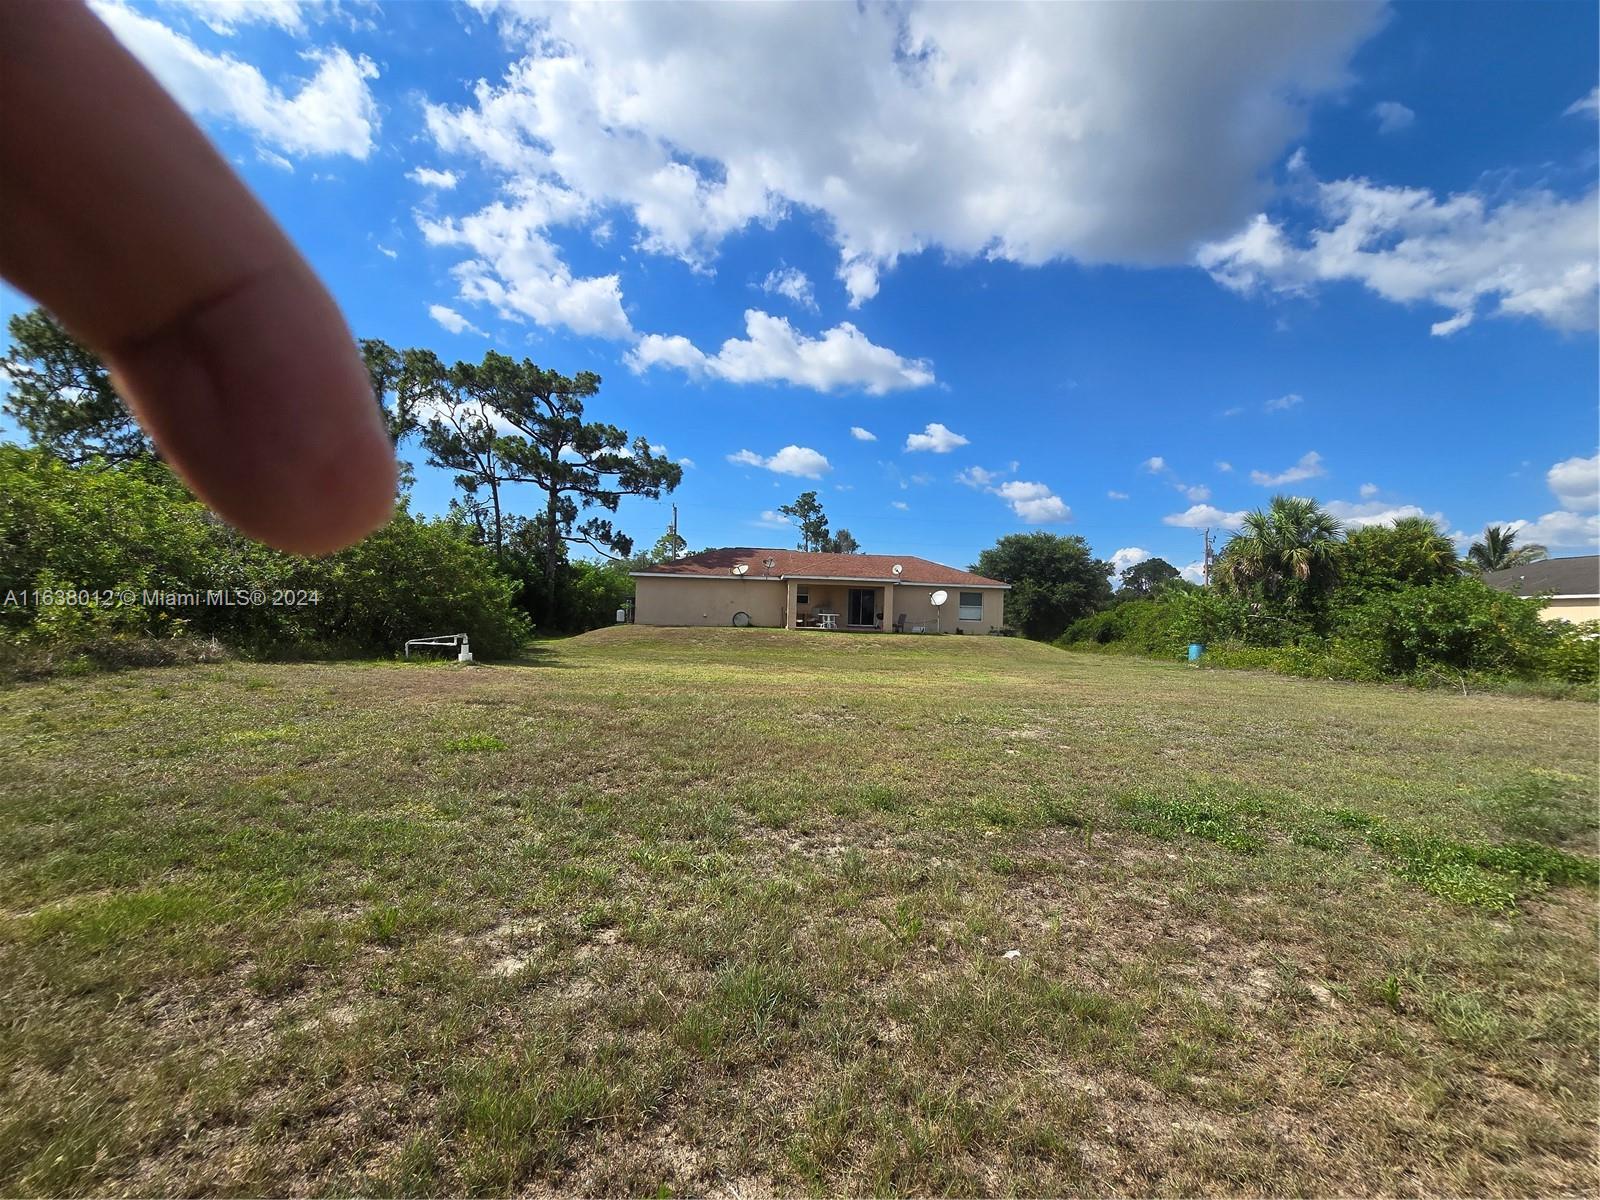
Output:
(1329, 809), (1597, 910)
(442, 733), (506, 753)
(1116, 789), (1265, 853)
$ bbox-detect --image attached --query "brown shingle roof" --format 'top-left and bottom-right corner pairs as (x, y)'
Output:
(631, 547), (1009, 588)
(1481, 555), (1599, 598)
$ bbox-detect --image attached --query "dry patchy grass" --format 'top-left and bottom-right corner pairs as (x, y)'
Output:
(1, 627), (1596, 1196)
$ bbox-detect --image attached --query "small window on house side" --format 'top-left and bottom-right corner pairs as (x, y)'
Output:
(959, 591), (983, 621)
(796, 587), (809, 605)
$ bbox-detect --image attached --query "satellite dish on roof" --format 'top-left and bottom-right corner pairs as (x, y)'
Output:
(930, 589), (948, 607)
(892, 563), (903, 576)
(732, 563), (748, 576)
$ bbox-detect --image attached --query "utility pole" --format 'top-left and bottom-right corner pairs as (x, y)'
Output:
(1202, 527), (1215, 587)
(670, 504), (679, 558)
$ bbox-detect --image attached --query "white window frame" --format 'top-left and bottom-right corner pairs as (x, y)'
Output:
(796, 586), (809, 605)
(958, 591), (983, 621)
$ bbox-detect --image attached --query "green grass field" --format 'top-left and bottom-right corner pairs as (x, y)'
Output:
(2, 628), (1596, 1196)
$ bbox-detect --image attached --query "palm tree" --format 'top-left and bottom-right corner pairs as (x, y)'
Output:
(1219, 495), (1343, 607)
(1466, 525), (1548, 573)
(1389, 515), (1462, 578)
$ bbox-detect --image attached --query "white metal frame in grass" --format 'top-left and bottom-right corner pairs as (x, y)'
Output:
(404, 633), (472, 662)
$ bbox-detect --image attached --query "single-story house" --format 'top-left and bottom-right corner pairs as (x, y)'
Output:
(630, 548), (1010, 632)
(1481, 554), (1600, 623)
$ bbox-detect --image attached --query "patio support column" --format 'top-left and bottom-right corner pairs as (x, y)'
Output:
(883, 583), (895, 631)
(785, 577), (798, 628)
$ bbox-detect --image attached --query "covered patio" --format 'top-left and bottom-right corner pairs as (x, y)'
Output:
(787, 579), (890, 630)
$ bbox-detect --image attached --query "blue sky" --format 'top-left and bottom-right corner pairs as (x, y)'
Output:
(5, 0), (1598, 578)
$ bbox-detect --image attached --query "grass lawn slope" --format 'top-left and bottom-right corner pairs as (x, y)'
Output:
(2, 628), (1596, 1195)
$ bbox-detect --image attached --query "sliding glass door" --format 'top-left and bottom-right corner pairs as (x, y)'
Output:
(847, 588), (878, 628)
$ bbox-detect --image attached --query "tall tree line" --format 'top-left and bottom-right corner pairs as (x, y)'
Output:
(4, 308), (681, 622)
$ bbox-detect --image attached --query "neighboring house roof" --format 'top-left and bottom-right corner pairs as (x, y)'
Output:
(631, 547), (1010, 588)
(1481, 555), (1600, 599)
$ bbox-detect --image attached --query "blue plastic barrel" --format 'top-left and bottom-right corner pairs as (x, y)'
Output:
(1187, 642), (1203, 662)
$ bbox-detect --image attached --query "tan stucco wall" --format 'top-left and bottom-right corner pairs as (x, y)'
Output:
(889, 584), (1004, 634)
(1541, 598), (1600, 624)
(634, 576), (785, 627)
(634, 575), (1008, 632)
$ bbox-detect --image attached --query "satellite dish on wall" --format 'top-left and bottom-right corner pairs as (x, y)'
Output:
(732, 563), (749, 576)
(930, 590), (948, 607)
(892, 563), (903, 576)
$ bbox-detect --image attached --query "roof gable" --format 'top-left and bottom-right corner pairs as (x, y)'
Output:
(1481, 554), (1600, 598)
(630, 547), (1009, 588)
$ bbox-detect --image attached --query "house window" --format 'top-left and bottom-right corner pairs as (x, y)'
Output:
(959, 591), (983, 621)
(796, 587), (809, 605)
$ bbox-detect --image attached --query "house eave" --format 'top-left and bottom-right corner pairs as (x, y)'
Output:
(629, 571), (1010, 589)
(782, 574), (1008, 588)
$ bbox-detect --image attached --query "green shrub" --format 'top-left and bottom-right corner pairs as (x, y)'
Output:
(1338, 577), (1555, 677)
(1197, 639), (1385, 682)
(1060, 566), (1592, 695)
(0, 447), (531, 667)
(1540, 621), (1600, 684)
(1058, 589), (1236, 658)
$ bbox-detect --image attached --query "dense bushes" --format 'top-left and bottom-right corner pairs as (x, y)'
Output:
(1062, 594), (1183, 654)
(1, 447), (531, 672)
(1059, 573), (1597, 693)
(1342, 578), (1554, 678)
(1057, 499), (1595, 694)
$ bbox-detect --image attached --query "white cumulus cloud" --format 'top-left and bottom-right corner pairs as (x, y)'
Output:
(157, 0), (310, 35)
(1496, 510), (1600, 550)
(1164, 504), (1247, 530)
(994, 481), (1070, 524)
(1547, 453), (1599, 511)
(1264, 392), (1303, 413)
(905, 423), (969, 454)
(417, 188), (633, 340)
(422, 2), (1381, 309)
(1198, 159), (1599, 337)
(1111, 547), (1153, 576)
(1250, 451), (1325, 487)
(428, 304), (486, 336)
(760, 266), (818, 312)
(727, 445), (831, 479)
(91, 1), (379, 160)
(630, 311), (934, 394)
(409, 167), (460, 189)
(1566, 87), (1600, 119)
(1323, 499), (1443, 530)
(849, 426), (877, 442)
